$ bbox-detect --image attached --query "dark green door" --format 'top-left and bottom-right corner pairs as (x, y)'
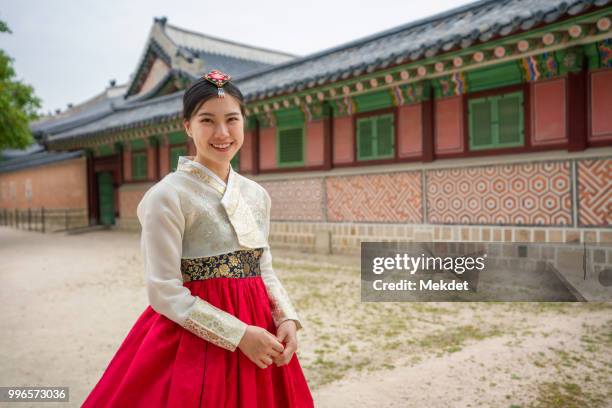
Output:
(97, 172), (115, 225)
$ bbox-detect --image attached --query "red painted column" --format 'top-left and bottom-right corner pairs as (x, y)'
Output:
(158, 134), (170, 176)
(241, 128), (254, 173)
(86, 149), (96, 225)
(323, 103), (333, 170)
(123, 144), (132, 182)
(146, 138), (158, 181)
(252, 120), (260, 175)
(421, 98), (435, 162)
(567, 69), (587, 152)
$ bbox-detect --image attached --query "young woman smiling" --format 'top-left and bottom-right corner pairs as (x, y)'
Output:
(83, 70), (314, 408)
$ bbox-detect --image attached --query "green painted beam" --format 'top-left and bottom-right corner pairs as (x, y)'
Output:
(466, 60), (524, 93)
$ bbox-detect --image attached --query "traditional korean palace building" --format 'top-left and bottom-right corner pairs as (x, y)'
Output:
(2, 0), (611, 254)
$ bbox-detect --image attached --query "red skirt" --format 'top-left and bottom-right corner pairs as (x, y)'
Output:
(82, 276), (314, 407)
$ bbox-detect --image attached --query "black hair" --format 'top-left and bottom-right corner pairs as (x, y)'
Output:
(182, 76), (246, 120)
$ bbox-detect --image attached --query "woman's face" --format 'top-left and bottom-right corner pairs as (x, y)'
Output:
(184, 95), (244, 169)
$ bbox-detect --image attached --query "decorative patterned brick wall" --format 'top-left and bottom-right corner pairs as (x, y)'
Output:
(426, 161), (572, 226)
(116, 155), (611, 253)
(262, 155), (611, 253)
(578, 158), (612, 227)
(260, 178), (325, 221)
(326, 172), (422, 222)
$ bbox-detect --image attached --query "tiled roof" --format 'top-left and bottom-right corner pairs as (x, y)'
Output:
(163, 23), (296, 64)
(125, 18), (297, 97)
(0, 149), (84, 173)
(46, 0), (611, 144)
(125, 50), (275, 101)
(1, 143), (44, 158)
(236, 0), (612, 99)
(31, 85), (128, 136)
(192, 50), (279, 77)
(47, 92), (183, 141)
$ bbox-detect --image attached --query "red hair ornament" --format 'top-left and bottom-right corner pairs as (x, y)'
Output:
(203, 69), (232, 98)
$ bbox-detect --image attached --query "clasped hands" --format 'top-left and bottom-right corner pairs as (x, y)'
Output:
(237, 320), (298, 369)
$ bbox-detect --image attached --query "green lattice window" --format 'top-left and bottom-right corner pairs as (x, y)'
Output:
(468, 91), (524, 150)
(170, 145), (187, 171)
(132, 151), (147, 180)
(357, 113), (395, 161)
(277, 126), (304, 167)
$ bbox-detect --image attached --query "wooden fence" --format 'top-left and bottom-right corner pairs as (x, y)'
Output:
(0, 208), (89, 232)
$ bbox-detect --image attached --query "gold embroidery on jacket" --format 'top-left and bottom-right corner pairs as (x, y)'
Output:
(183, 297), (247, 352)
(179, 166), (225, 195)
(262, 276), (303, 330)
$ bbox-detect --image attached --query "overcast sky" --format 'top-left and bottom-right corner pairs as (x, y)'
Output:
(0, 0), (474, 114)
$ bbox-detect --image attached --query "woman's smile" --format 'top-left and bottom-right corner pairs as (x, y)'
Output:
(210, 141), (234, 152)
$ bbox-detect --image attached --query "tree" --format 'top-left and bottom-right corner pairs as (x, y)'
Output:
(0, 19), (42, 150)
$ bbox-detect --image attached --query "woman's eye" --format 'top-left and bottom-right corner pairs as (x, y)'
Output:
(201, 118), (213, 123)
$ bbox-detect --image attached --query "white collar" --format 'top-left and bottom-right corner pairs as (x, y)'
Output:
(176, 156), (236, 195)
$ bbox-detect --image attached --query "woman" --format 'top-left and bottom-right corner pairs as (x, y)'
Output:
(82, 70), (314, 407)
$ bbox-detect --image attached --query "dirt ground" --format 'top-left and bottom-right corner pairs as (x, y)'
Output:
(1, 226), (611, 408)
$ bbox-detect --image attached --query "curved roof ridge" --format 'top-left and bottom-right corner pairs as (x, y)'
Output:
(164, 23), (298, 59)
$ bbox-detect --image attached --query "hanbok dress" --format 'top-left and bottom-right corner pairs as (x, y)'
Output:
(82, 156), (314, 407)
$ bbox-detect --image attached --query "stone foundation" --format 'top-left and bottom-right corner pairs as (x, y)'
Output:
(269, 221), (612, 255)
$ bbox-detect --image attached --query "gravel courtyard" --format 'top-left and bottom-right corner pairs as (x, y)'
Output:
(1, 226), (611, 407)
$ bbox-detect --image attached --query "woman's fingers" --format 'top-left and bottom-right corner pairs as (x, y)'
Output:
(269, 336), (285, 353)
(254, 355), (274, 369)
(245, 329), (295, 369)
(276, 339), (297, 366)
(272, 344), (284, 355)
(274, 356), (286, 367)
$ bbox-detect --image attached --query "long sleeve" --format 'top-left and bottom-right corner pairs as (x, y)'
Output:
(136, 181), (247, 351)
(259, 189), (303, 331)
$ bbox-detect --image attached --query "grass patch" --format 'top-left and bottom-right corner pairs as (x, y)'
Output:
(417, 324), (503, 354)
(528, 382), (606, 408)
